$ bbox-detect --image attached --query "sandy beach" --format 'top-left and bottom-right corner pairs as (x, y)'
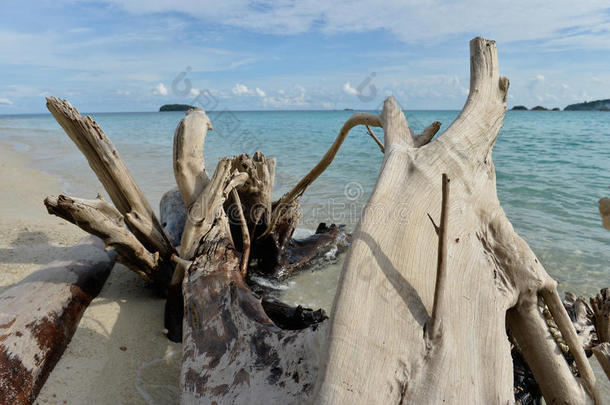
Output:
(0, 143), (181, 405)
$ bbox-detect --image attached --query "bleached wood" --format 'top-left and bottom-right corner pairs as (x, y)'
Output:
(313, 37), (599, 404)
(180, 158), (247, 259)
(44, 194), (158, 280)
(46, 97), (174, 258)
(173, 109), (213, 208)
(592, 343), (610, 380)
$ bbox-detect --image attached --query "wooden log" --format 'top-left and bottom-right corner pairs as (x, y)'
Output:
(0, 236), (116, 405)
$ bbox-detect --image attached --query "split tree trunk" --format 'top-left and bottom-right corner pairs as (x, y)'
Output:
(0, 237), (115, 405)
(313, 38), (599, 404)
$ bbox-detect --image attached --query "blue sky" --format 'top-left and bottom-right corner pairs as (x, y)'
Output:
(1, 0), (610, 113)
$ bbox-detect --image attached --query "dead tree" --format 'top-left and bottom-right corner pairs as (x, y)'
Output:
(40, 37), (602, 405)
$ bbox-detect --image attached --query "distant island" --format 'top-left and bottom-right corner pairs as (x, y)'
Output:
(159, 104), (196, 112)
(510, 105), (561, 111)
(564, 99), (610, 111)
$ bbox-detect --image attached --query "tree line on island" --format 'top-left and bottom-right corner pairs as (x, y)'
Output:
(512, 98), (610, 111)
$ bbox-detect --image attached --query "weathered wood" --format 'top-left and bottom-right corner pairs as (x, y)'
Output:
(0, 237), (116, 405)
(45, 97), (174, 259)
(254, 222), (351, 279)
(181, 207), (326, 404)
(313, 38), (599, 404)
(180, 158), (247, 259)
(44, 194), (157, 281)
(591, 288), (610, 344)
(260, 298), (327, 330)
(592, 343), (610, 380)
(160, 187), (187, 248)
(173, 109), (213, 209)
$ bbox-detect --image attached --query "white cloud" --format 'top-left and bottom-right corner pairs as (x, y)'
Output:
(536, 74), (545, 81)
(153, 82), (168, 95)
(263, 86), (308, 107)
(322, 101), (333, 108)
(232, 83), (250, 95)
(342, 82), (358, 96)
(255, 87), (266, 97)
(190, 88), (200, 96)
(99, 1), (610, 47)
(0, 98), (13, 105)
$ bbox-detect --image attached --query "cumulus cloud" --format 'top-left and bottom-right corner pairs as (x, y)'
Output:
(232, 83), (250, 95)
(342, 82), (358, 96)
(0, 98), (13, 105)
(153, 83), (168, 95)
(255, 87), (266, 97)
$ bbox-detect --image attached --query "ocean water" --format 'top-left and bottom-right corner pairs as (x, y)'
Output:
(0, 109), (609, 310)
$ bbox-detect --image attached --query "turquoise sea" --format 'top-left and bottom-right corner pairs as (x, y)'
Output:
(0, 109), (608, 309)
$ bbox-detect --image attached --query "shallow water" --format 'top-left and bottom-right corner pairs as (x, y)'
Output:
(1, 109), (609, 308)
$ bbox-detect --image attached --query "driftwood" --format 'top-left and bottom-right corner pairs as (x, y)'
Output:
(46, 97), (176, 291)
(314, 38), (599, 404)
(0, 237), (115, 405)
(40, 37), (606, 405)
(592, 343), (610, 380)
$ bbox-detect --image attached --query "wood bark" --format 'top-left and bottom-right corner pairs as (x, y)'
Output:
(313, 38), (599, 404)
(0, 237), (116, 405)
(181, 194), (326, 404)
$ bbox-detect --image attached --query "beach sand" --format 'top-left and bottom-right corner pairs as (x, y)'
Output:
(0, 143), (181, 405)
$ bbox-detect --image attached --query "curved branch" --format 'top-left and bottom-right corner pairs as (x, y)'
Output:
(260, 112), (381, 238)
(173, 109), (213, 208)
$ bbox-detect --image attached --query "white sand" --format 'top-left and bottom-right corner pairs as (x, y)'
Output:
(0, 143), (181, 405)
